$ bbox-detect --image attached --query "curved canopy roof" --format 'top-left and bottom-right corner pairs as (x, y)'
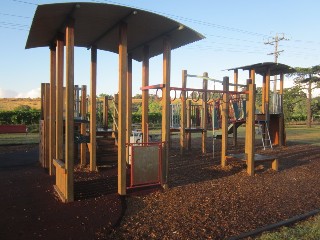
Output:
(228, 62), (295, 76)
(26, 2), (204, 62)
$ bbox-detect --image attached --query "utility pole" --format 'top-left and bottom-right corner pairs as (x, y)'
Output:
(264, 33), (289, 112)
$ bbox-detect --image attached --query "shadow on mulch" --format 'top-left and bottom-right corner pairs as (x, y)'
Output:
(0, 145), (124, 240)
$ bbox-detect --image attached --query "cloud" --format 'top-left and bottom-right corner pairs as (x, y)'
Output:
(16, 88), (41, 98)
(0, 88), (41, 98)
(0, 88), (18, 98)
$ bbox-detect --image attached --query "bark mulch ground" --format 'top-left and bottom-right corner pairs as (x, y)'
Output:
(1, 138), (320, 240)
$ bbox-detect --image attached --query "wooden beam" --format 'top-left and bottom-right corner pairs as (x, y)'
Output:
(180, 70), (187, 155)
(234, 69), (238, 92)
(103, 96), (108, 129)
(44, 83), (50, 169)
(126, 55), (133, 164)
(55, 36), (64, 161)
(65, 20), (75, 202)
(80, 85), (87, 166)
(246, 79), (256, 176)
(202, 72), (208, 154)
(279, 73), (285, 146)
(221, 77), (229, 167)
(186, 99), (191, 150)
(262, 74), (266, 114)
(49, 45), (56, 175)
(87, 11), (136, 49)
(162, 37), (171, 187)
(249, 69), (255, 85)
(142, 46), (149, 143)
(90, 47), (97, 172)
(118, 22), (128, 195)
(265, 68), (271, 118)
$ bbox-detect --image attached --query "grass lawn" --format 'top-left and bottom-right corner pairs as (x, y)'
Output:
(0, 133), (39, 145)
(257, 214), (320, 240)
(286, 125), (320, 146)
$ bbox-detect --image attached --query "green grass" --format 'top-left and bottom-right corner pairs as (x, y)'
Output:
(257, 214), (320, 240)
(0, 133), (39, 145)
(285, 125), (320, 146)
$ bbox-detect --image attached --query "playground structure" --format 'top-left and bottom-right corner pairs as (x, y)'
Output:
(28, 3), (294, 203)
(27, 2), (204, 202)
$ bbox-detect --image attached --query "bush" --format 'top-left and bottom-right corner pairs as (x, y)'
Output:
(0, 109), (41, 125)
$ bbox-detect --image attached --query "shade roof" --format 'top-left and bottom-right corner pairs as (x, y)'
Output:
(228, 62), (295, 76)
(26, 2), (204, 62)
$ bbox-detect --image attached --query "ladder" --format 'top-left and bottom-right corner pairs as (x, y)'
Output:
(257, 121), (272, 150)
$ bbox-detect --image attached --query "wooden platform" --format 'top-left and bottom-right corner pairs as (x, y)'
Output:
(170, 128), (205, 133)
(226, 153), (278, 171)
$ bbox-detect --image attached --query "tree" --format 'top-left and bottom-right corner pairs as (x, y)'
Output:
(283, 86), (306, 122)
(290, 65), (320, 127)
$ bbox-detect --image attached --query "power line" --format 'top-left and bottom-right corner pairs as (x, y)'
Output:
(10, 0), (38, 6)
(264, 33), (289, 63)
(0, 12), (31, 18)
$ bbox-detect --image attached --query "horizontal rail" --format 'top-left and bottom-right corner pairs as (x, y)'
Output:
(186, 74), (224, 83)
(170, 87), (247, 95)
(140, 84), (165, 90)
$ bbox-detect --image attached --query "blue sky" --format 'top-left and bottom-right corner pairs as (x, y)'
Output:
(1, 0), (320, 98)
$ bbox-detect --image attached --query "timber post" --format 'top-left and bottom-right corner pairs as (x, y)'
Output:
(142, 46), (149, 143)
(49, 44), (56, 175)
(65, 19), (75, 202)
(221, 76), (229, 167)
(162, 37), (171, 187)
(80, 85), (87, 166)
(118, 22), (128, 195)
(180, 70), (187, 155)
(246, 79), (256, 176)
(90, 46), (97, 172)
(202, 72), (208, 154)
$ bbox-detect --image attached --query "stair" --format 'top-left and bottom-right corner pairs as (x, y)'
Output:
(96, 136), (118, 169)
(256, 121), (272, 150)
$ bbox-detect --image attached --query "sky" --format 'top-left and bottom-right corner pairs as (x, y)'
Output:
(0, 0), (320, 98)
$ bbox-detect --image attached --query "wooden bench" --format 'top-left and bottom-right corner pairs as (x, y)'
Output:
(226, 153), (279, 171)
(0, 124), (28, 134)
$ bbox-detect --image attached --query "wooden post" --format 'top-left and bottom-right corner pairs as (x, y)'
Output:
(90, 47), (97, 171)
(39, 83), (45, 167)
(279, 73), (284, 146)
(103, 96), (109, 129)
(40, 83), (45, 121)
(262, 73), (266, 114)
(65, 20), (75, 202)
(180, 70), (187, 155)
(113, 94), (119, 140)
(49, 45), (56, 175)
(233, 69), (239, 147)
(246, 79), (255, 176)
(234, 69), (238, 92)
(186, 99), (192, 150)
(142, 46), (149, 143)
(80, 85), (87, 166)
(44, 83), (50, 169)
(162, 37), (171, 187)
(221, 77), (229, 167)
(245, 79), (250, 157)
(202, 72), (208, 154)
(126, 55), (133, 164)
(250, 69), (255, 85)
(118, 22), (128, 195)
(56, 35), (64, 161)
(265, 68), (271, 118)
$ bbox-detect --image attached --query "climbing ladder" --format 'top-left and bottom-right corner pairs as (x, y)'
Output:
(257, 121), (272, 150)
